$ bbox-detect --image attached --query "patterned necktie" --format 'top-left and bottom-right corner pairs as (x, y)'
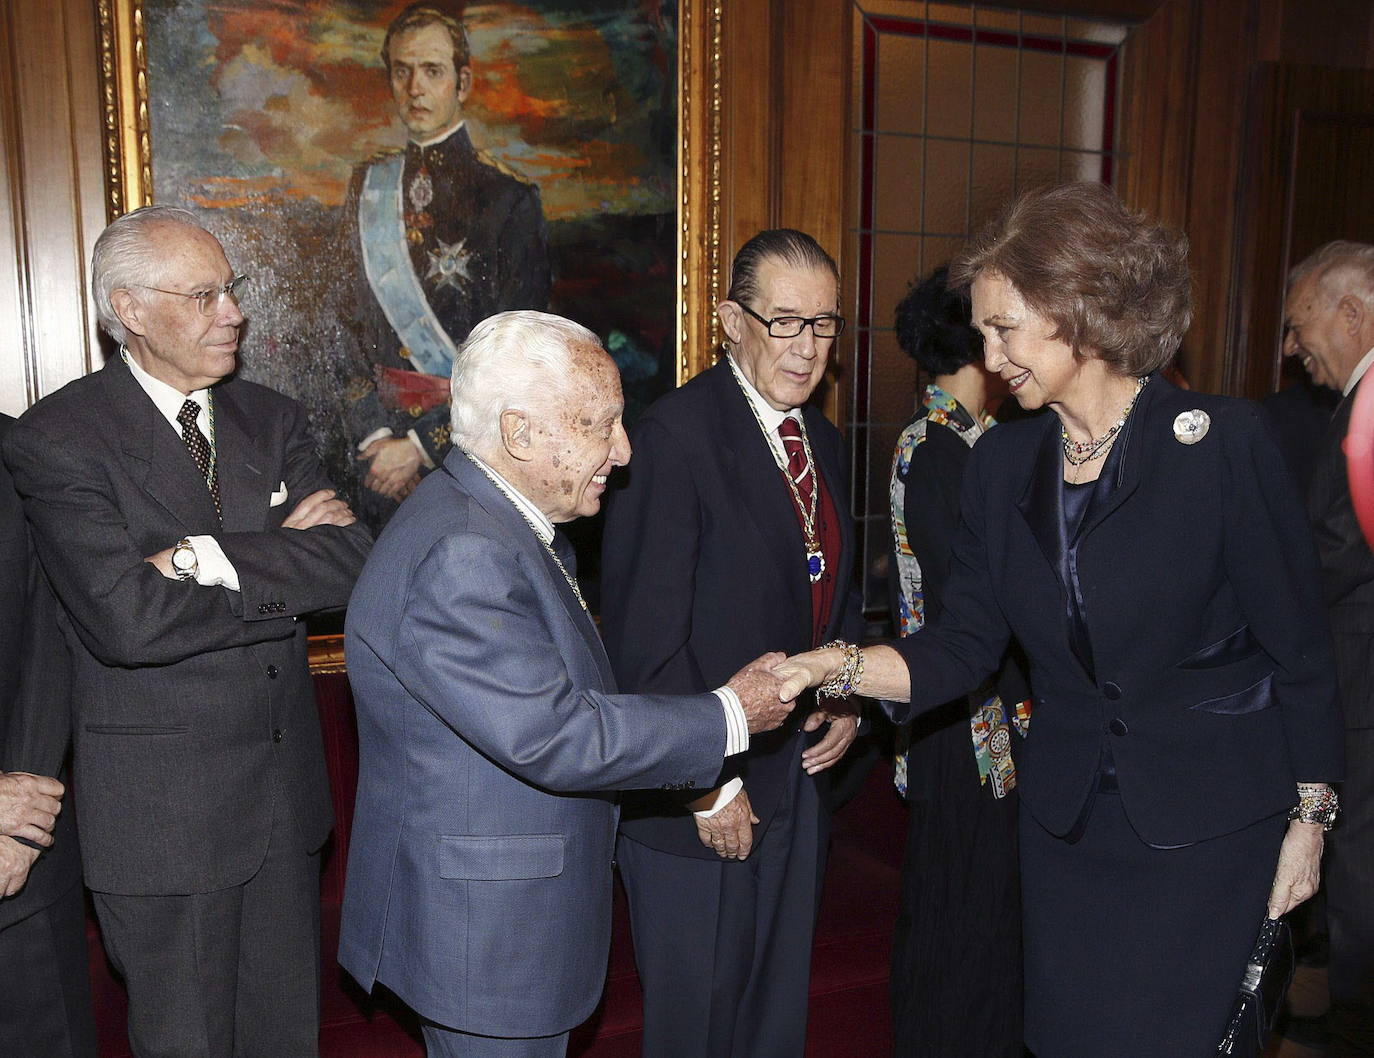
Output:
(778, 416), (814, 508)
(177, 398), (221, 520)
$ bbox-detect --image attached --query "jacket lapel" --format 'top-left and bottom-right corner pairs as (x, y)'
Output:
(210, 383), (269, 533)
(444, 453), (616, 691)
(1016, 414), (1071, 591)
(1077, 373), (1157, 541)
(104, 359), (221, 533)
(708, 364), (813, 633)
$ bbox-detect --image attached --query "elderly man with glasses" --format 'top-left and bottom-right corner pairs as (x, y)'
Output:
(600, 228), (864, 1057)
(3, 204), (372, 1057)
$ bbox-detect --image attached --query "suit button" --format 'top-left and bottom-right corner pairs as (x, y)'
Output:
(266, 665), (278, 679)
(257, 604), (267, 614)
(272, 729), (284, 743)
(1109, 718), (1129, 736)
(1103, 682), (1122, 700)
(685, 780), (696, 789)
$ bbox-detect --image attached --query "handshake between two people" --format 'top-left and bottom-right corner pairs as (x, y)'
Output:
(723, 649), (856, 736)
(698, 650), (860, 863)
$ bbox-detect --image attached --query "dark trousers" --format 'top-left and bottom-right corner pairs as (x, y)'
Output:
(92, 806), (322, 1058)
(891, 708), (1022, 1058)
(616, 761), (826, 1058)
(0, 878), (98, 1058)
(421, 1021), (569, 1057)
(1328, 726), (1374, 1058)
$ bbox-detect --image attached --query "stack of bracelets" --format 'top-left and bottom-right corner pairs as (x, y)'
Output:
(1290, 782), (1340, 830)
(818, 640), (864, 699)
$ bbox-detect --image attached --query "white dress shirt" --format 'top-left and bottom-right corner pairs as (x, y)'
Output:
(122, 350), (239, 591)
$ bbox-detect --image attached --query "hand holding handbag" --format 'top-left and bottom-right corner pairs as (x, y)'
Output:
(1216, 916), (1295, 1056)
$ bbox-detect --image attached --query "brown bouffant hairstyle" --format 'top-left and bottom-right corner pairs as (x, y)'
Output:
(950, 182), (1191, 376)
(382, 3), (471, 74)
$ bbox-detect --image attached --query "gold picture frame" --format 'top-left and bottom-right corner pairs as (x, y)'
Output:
(97, 0), (724, 672)
(97, 0), (723, 386)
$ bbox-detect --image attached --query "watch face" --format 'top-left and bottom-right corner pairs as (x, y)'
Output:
(172, 546), (195, 571)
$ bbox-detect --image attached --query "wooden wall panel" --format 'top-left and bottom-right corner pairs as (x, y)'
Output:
(0, 0), (108, 416)
(1231, 64), (1374, 398)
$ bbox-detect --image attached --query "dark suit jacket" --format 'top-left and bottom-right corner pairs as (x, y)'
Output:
(892, 374), (1344, 845)
(1308, 376), (1374, 730)
(3, 358), (372, 895)
(339, 451), (727, 1037)
(601, 359), (863, 859)
(340, 126), (551, 467)
(0, 414), (81, 930)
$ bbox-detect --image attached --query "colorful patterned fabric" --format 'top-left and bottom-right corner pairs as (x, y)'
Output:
(890, 385), (1019, 798)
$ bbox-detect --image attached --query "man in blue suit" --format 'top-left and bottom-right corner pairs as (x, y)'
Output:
(339, 310), (798, 1058)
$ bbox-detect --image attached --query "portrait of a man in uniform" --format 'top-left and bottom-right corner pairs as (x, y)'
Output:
(133, 0), (680, 534)
(338, 2), (551, 527)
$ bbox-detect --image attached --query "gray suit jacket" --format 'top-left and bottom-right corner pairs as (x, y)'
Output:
(339, 450), (727, 1038)
(2, 357), (372, 895)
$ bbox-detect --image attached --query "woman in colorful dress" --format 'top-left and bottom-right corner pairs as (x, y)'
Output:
(887, 266), (1027, 1058)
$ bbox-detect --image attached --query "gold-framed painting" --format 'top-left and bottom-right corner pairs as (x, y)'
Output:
(97, 0), (723, 472)
(98, 0), (723, 664)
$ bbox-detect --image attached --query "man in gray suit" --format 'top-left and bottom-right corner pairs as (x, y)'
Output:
(3, 205), (372, 1058)
(338, 310), (795, 1058)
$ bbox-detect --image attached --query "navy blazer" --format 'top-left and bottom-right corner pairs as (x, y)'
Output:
(339, 451), (729, 1037)
(601, 359), (864, 859)
(892, 374), (1344, 846)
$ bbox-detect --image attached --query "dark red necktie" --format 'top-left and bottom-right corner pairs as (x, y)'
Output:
(778, 416), (814, 508)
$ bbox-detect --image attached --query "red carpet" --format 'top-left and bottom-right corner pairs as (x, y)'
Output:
(88, 675), (903, 1057)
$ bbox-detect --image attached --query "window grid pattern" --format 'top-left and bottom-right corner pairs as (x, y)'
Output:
(849, 3), (1126, 619)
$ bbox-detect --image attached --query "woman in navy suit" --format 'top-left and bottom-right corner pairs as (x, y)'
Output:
(778, 183), (1345, 1057)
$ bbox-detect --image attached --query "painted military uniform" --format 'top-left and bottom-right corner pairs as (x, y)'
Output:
(339, 124), (550, 504)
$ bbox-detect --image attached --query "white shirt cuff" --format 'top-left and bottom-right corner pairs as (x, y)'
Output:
(692, 777), (744, 817)
(714, 686), (749, 757)
(187, 535), (239, 592)
(406, 428), (436, 469)
(356, 427), (395, 454)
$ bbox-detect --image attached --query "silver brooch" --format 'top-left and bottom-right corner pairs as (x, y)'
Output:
(1173, 409), (1211, 445)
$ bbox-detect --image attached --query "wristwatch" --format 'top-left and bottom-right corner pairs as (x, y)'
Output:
(171, 537), (199, 581)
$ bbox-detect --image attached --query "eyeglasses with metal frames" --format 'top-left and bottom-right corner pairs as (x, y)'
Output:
(138, 275), (249, 317)
(738, 302), (846, 339)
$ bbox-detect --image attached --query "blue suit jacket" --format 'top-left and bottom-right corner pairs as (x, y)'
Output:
(339, 450), (728, 1037)
(892, 374), (1345, 845)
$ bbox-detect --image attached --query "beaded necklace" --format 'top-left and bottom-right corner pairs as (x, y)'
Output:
(726, 355), (825, 582)
(1061, 375), (1147, 467)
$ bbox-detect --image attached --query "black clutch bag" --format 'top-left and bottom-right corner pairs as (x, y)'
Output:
(1216, 916), (1295, 1056)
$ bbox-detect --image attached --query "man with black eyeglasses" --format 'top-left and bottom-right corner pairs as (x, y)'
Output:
(3, 205), (372, 1057)
(601, 229), (864, 1056)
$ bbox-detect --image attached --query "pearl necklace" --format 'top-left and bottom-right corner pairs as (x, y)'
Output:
(1061, 376), (1147, 467)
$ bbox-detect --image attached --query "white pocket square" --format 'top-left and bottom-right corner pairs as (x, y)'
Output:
(269, 482), (288, 507)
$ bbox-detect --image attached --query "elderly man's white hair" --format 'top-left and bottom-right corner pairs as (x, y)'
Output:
(92, 204), (210, 345)
(1288, 240), (1374, 308)
(449, 310), (603, 459)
